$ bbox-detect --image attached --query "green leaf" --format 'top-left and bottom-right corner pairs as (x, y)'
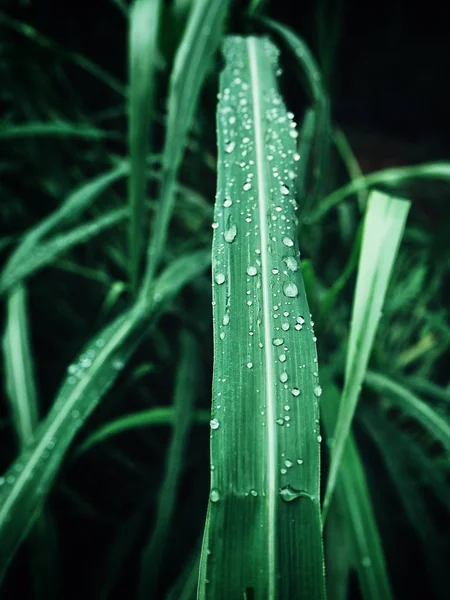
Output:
(0, 249), (210, 581)
(0, 122), (120, 140)
(321, 380), (393, 600)
(198, 36), (325, 600)
(365, 371), (450, 453)
(138, 332), (199, 598)
(323, 191), (410, 518)
(76, 407), (210, 455)
(141, 0), (231, 292)
(0, 207), (129, 295)
(128, 0), (162, 292)
(311, 162), (450, 222)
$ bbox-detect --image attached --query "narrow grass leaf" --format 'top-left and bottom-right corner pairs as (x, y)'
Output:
(2, 285), (58, 598)
(0, 122), (120, 140)
(142, 0), (231, 291)
(128, 0), (162, 292)
(365, 371), (450, 452)
(323, 191), (410, 517)
(198, 36), (325, 600)
(0, 248), (209, 580)
(0, 207), (129, 295)
(312, 162), (450, 222)
(321, 381), (393, 600)
(360, 406), (449, 600)
(77, 407), (209, 455)
(138, 332), (198, 598)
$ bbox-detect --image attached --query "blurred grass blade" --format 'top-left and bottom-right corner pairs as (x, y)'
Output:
(2, 284), (59, 599)
(312, 161), (450, 222)
(0, 207), (129, 295)
(0, 122), (120, 140)
(321, 380), (393, 600)
(323, 191), (410, 518)
(77, 407), (209, 455)
(4, 162), (128, 269)
(405, 376), (450, 406)
(2, 285), (39, 444)
(128, 0), (161, 292)
(262, 20), (330, 209)
(324, 501), (352, 600)
(332, 127), (367, 210)
(365, 371), (450, 452)
(142, 0), (231, 292)
(138, 332), (198, 598)
(360, 406), (448, 600)
(0, 249), (209, 581)
(0, 12), (125, 95)
(198, 36), (325, 600)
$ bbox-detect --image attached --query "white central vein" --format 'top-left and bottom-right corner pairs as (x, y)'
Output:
(248, 37), (277, 599)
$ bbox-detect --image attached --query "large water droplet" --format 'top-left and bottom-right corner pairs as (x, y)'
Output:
(291, 388), (300, 397)
(280, 372), (288, 383)
(313, 385), (322, 398)
(279, 485), (311, 502)
(210, 488), (221, 502)
(247, 266), (257, 276)
(224, 224), (237, 243)
(282, 237), (294, 247)
(284, 256), (298, 272)
(210, 418), (220, 430)
(215, 273), (225, 285)
(225, 140), (236, 153)
(283, 282), (299, 298)
(280, 184), (290, 195)
(272, 338), (284, 346)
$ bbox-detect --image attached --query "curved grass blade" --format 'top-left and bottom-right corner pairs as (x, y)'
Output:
(0, 249), (210, 581)
(142, 0), (231, 292)
(76, 407), (210, 455)
(138, 332), (198, 598)
(402, 376), (450, 406)
(3, 162), (128, 270)
(0, 207), (129, 295)
(2, 285), (58, 598)
(311, 161), (450, 222)
(128, 0), (162, 293)
(360, 406), (449, 600)
(321, 381), (393, 600)
(0, 122), (120, 140)
(198, 36), (325, 600)
(365, 371), (450, 452)
(0, 12), (125, 95)
(323, 191), (410, 519)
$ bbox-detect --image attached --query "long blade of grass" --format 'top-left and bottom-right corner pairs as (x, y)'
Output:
(0, 249), (209, 581)
(365, 371), (450, 452)
(0, 122), (120, 140)
(198, 36), (325, 600)
(128, 0), (161, 293)
(323, 191), (410, 518)
(360, 406), (448, 600)
(2, 284), (59, 599)
(311, 161), (450, 222)
(321, 380), (393, 600)
(0, 207), (129, 295)
(141, 0), (231, 293)
(76, 407), (209, 455)
(138, 332), (198, 598)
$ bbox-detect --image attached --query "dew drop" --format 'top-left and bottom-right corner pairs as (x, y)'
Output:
(272, 338), (284, 346)
(246, 362), (253, 369)
(291, 388), (300, 397)
(284, 256), (298, 271)
(250, 489), (258, 497)
(279, 485), (310, 503)
(294, 152), (301, 161)
(215, 273), (225, 285)
(210, 418), (220, 430)
(223, 197), (232, 208)
(247, 266), (257, 276)
(225, 140), (236, 153)
(243, 182), (252, 191)
(281, 322), (290, 331)
(280, 184), (290, 195)
(275, 418), (284, 426)
(314, 385), (323, 398)
(279, 354), (286, 362)
(282, 237), (294, 247)
(210, 488), (221, 502)
(283, 282), (299, 298)
(280, 468), (287, 475)
(223, 313), (230, 326)
(224, 224), (237, 243)
(219, 331), (226, 340)
(317, 434), (323, 443)
(280, 372), (288, 383)
(211, 221), (219, 229)
(285, 459), (293, 468)
(297, 458), (304, 465)
(297, 316), (305, 324)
